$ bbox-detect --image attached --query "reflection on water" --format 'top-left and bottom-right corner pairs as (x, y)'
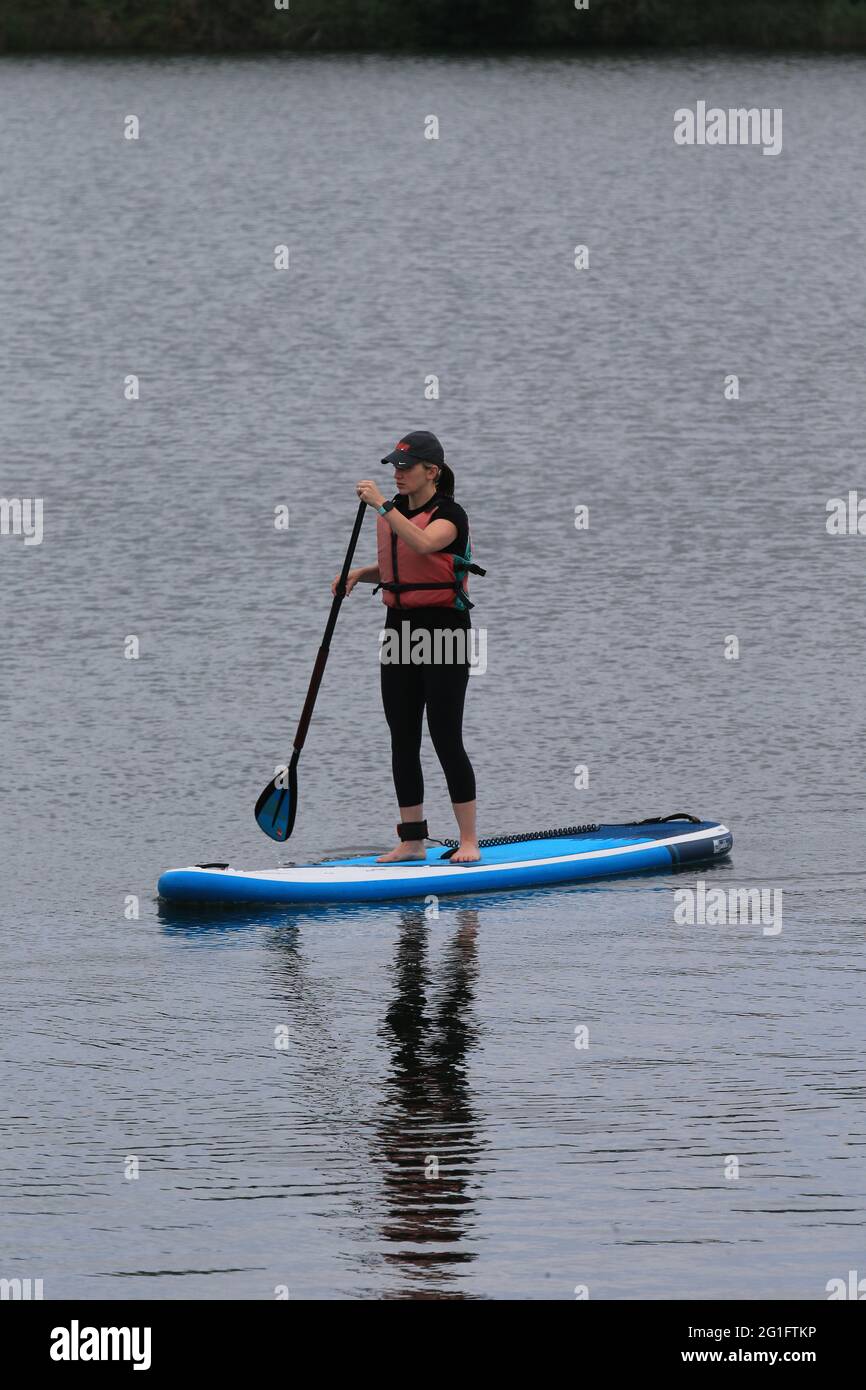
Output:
(376, 910), (483, 1296)
(158, 897), (487, 1296)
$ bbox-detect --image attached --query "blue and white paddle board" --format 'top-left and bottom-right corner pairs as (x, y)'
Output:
(158, 816), (732, 907)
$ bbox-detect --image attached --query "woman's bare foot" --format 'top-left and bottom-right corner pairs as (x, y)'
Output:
(376, 840), (427, 863)
(450, 800), (479, 863)
(450, 841), (481, 863)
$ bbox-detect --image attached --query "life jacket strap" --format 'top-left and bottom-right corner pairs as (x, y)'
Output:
(375, 581), (462, 592)
(373, 579), (476, 609)
(457, 561), (486, 577)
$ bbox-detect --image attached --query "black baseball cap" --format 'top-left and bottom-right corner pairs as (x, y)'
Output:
(381, 430), (445, 469)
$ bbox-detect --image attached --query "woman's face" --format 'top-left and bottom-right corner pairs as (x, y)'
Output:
(393, 461), (434, 492)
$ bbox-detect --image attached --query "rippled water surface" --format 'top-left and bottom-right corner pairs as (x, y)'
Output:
(2, 51), (865, 1299)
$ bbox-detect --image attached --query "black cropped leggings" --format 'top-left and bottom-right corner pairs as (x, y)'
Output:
(381, 652), (476, 808)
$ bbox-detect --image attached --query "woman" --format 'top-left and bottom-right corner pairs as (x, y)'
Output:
(332, 431), (484, 864)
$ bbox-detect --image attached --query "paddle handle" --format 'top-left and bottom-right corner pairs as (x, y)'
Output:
(292, 499), (367, 754)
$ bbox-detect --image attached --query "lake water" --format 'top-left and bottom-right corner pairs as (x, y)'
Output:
(2, 50), (865, 1300)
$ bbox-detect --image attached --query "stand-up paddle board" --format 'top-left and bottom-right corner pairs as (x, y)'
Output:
(158, 814), (732, 907)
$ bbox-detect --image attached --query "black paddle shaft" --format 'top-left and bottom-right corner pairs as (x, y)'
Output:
(254, 498), (368, 840)
(292, 499), (367, 755)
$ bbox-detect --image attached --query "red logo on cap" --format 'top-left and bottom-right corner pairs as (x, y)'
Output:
(396, 441), (410, 451)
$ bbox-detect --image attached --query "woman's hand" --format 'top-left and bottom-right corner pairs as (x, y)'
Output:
(331, 567), (363, 597)
(356, 479), (386, 510)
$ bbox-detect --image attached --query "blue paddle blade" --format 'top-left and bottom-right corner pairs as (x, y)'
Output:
(255, 762), (297, 841)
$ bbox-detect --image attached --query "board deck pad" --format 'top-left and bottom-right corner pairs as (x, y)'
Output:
(158, 818), (733, 907)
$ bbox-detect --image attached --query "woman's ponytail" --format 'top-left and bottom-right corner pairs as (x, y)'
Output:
(436, 461), (456, 497)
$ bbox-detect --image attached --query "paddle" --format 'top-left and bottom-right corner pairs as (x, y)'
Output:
(254, 499), (367, 841)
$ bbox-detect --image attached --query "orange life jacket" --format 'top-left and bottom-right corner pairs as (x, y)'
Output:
(375, 497), (485, 610)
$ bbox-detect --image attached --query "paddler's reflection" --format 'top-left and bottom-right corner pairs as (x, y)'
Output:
(374, 905), (485, 1295)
